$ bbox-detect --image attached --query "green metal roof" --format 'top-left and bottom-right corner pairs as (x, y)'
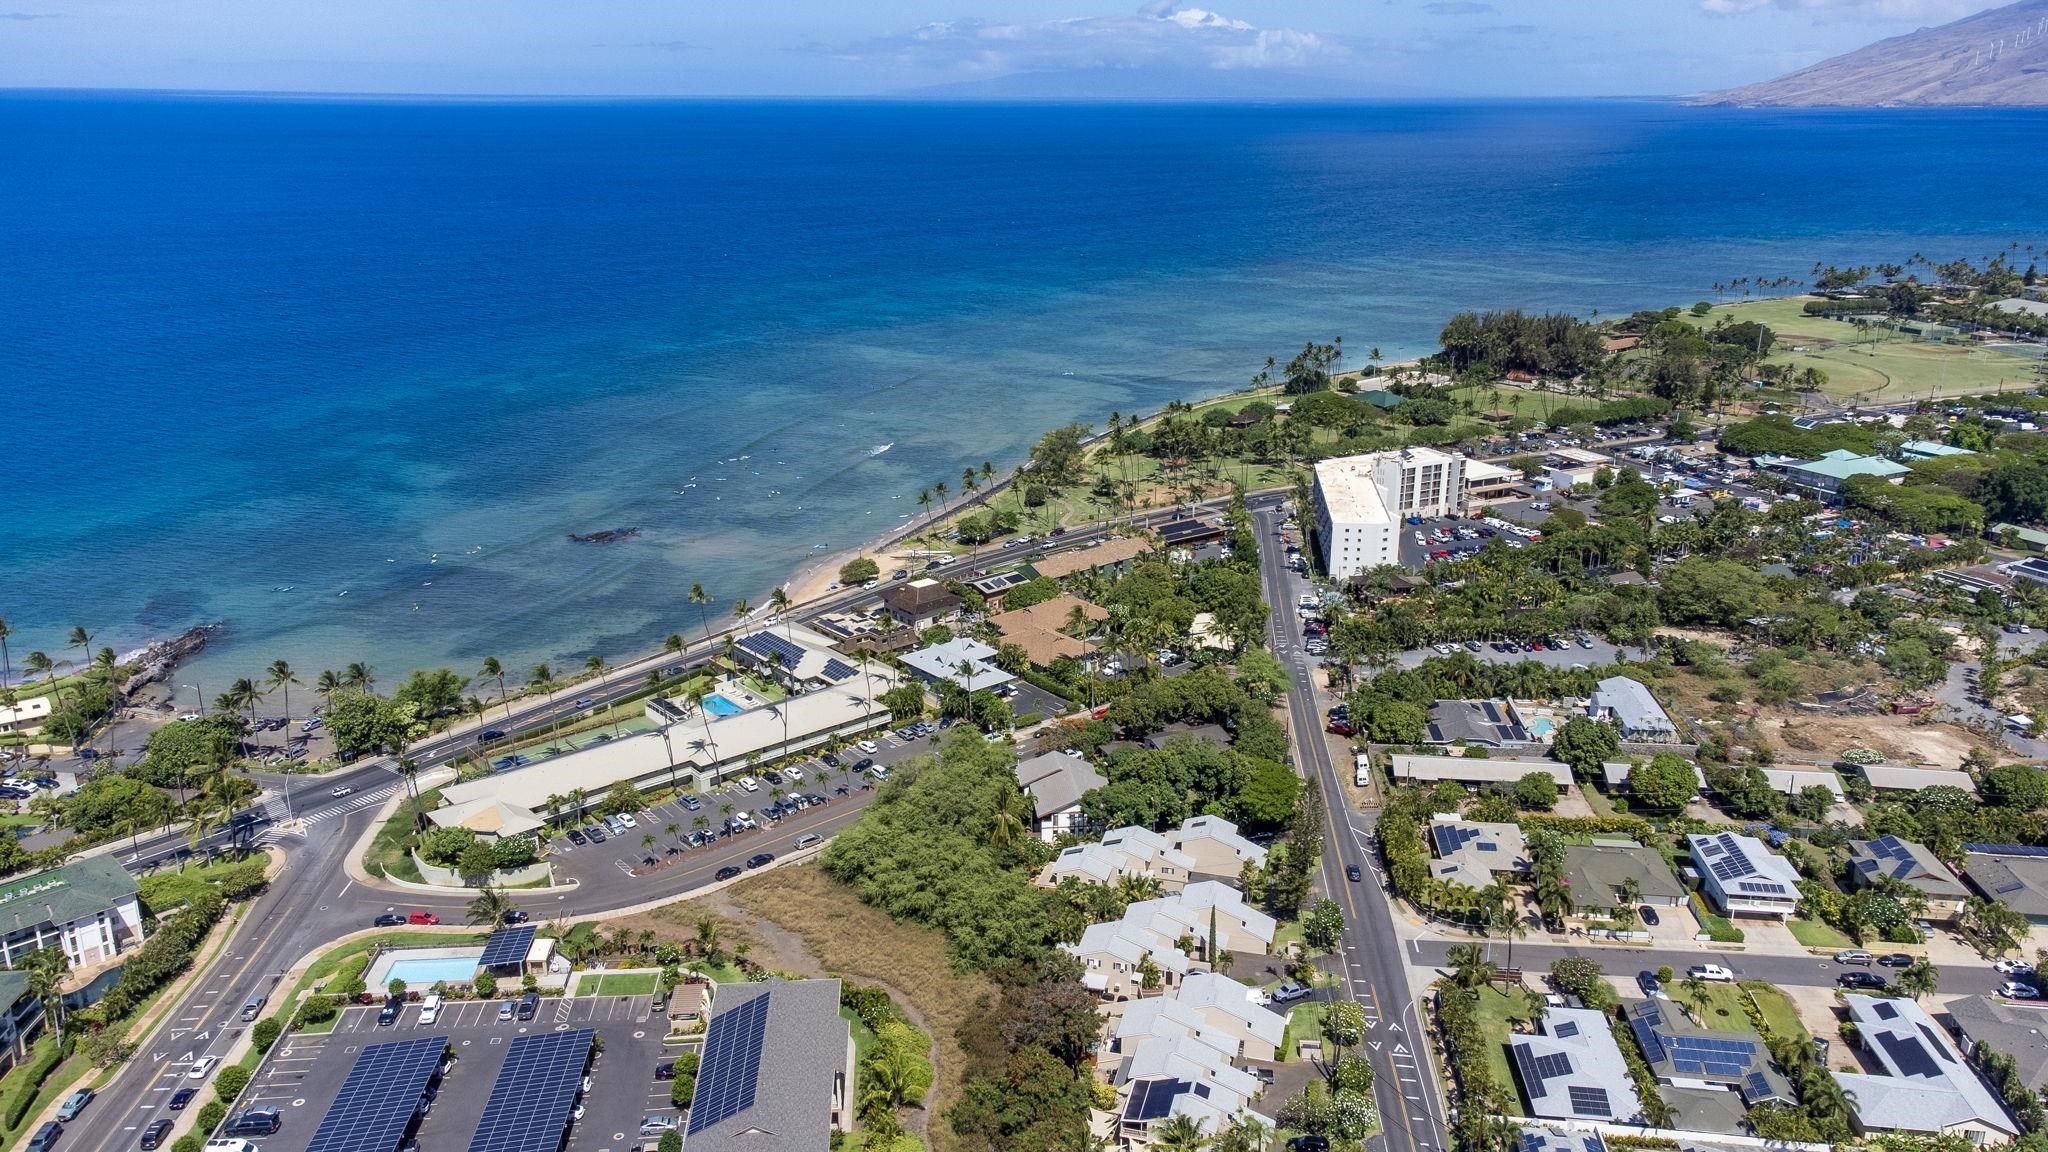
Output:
(1792, 450), (1910, 481)
(1359, 390), (1404, 409)
(0, 855), (139, 927)
(1900, 440), (1973, 458)
(1995, 523), (2048, 549)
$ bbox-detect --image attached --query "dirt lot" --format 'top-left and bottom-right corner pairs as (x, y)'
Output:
(614, 863), (992, 1152)
(1759, 711), (1978, 768)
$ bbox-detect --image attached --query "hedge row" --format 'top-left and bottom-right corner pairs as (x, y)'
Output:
(2, 1039), (65, 1130)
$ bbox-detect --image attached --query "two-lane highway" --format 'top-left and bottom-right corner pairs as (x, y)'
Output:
(1253, 501), (1451, 1152)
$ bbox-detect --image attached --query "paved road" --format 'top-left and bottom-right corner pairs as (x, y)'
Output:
(1407, 938), (2011, 999)
(1255, 501), (1451, 1152)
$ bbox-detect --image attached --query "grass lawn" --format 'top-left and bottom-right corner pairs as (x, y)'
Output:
(1679, 983), (1809, 1042)
(842, 1004), (878, 1064)
(1685, 296), (2041, 403)
(1470, 985), (1532, 1115)
(1270, 919), (1310, 958)
(1788, 918), (1853, 949)
(363, 788), (440, 882)
(575, 971), (659, 997)
(618, 864), (991, 1152)
(138, 850), (273, 910)
(1279, 1001), (1329, 1063)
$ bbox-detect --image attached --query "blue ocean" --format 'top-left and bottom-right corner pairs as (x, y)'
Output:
(3, 96), (2044, 690)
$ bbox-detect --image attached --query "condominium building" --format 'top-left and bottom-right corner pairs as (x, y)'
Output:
(1312, 448), (1469, 580)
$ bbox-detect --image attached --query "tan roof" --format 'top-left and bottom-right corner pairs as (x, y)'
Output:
(991, 594), (1107, 635)
(1031, 536), (1154, 580)
(1001, 627), (1089, 668)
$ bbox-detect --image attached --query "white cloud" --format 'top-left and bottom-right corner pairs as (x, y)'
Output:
(841, 2), (1342, 75)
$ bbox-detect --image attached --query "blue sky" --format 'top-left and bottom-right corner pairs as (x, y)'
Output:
(0, 0), (2014, 97)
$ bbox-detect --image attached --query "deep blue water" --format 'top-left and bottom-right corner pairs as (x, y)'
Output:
(4, 96), (2045, 691)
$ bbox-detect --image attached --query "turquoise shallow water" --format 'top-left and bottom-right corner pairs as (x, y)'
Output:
(3, 96), (2044, 690)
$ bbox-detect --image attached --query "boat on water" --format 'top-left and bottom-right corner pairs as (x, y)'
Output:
(867, 443), (893, 457)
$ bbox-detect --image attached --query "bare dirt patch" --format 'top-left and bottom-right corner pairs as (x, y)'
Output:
(1755, 712), (1978, 768)
(614, 864), (992, 1152)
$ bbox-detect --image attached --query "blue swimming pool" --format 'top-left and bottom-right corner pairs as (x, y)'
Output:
(386, 956), (481, 986)
(701, 694), (744, 717)
(1527, 718), (1556, 738)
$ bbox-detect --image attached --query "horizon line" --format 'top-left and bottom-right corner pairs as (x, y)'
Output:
(0, 85), (1696, 105)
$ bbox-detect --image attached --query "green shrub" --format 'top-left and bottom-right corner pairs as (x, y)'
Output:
(214, 1064), (253, 1102)
(294, 997), (340, 1028)
(250, 1016), (283, 1054)
(2, 1041), (62, 1128)
(670, 1072), (696, 1109)
(195, 1099), (228, 1134)
(172, 1137), (204, 1152)
(1014, 711), (1044, 728)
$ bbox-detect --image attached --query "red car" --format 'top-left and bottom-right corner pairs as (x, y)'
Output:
(1325, 719), (1357, 736)
(407, 911), (440, 925)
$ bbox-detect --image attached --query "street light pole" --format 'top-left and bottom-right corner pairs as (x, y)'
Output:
(181, 682), (204, 717)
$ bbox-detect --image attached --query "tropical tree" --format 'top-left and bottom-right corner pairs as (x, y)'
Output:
(770, 586), (793, 643)
(0, 614), (12, 689)
(23, 947), (69, 1034)
(23, 651), (59, 709)
(67, 626), (95, 678)
(1896, 957), (1940, 999)
(467, 886), (513, 926)
(1446, 943), (1496, 990)
(266, 659), (300, 735)
(731, 599), (751, 631)
(690, 583), (715, 642)
(479, 657), (510, 719)
(1151, 1114), (1211, 1152)
(315, 668), (342, 703)
(343, 662), (374, 690)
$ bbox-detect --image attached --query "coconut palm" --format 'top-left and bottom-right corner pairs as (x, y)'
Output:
(266, 660), (300, 736)
(23, 651), (60, 710)
(315, 668), (342, 703)
(686, 683), (722, 766)
(529, 664), (559, 744)
(689, 583), (715, 643)
(1151, 1114), (1210, 1152)
(23, 948), (69, 1034)
(770, 586), (794, 642)
(586, 655), (618, 734)
(343, 662), (374, 691)
(67, 626), (95, 677)
(0, 615), (12, 689)
(479, 657), (510, 719)
(1445, 943), (1496, 990)
(934, 479), (949, 512)
(989, 787), (1030, 852)
(467, 886), (513, 927)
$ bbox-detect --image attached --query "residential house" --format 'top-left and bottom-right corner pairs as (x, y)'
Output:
(899, 636), (1014, 693)
(1586, 677), (1678, 743)
(1599, 759), (1706, 800)
(1037, 825), (1195, 892)
(877, 578), (963, 631)
(729, 624), (874, 690)
(1762, 767), (1847, 803)
(1171, 815), (1268, 882)
(685, 979), (856, 1152)
(1945, 996), (2048, 1095)
(1062, 884), (1275, 1000)
(1518, 1128), (1607, 1152)
(1427, 818), (1530, 891)
(1030, 536), (1155, 582)
(1836, 994), (2018, 1146)
(0, 696), (51, 736)
(1900, 440), (1975, 462)
(1624, 998), (1794, 1106)
(1689, 832), (1803, 919)
(1389, 754), (1570, 790)
(1156, 519), (1227, 549)
(1849, 836), (1969, 922)
(1111, 972), (1285, 1062)
(1856, 764), (1977, 794)
(1426, 700), (1533, 748)
(1065, 918), (1194, 1000)
(1963, 849), (2048, 924)
(989, 594), (1107, 669)
(1508, 1006), (1646, 1123)
(1560, 841), (1688, 912)
(1014, 752), (1106, 843)
(0, 856), (146, 970)
(1112, 1029), (1271, 1148)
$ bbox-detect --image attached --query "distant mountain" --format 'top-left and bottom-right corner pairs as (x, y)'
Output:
(1698, 0), (2048, 107)
(888, 66), (1433, 101)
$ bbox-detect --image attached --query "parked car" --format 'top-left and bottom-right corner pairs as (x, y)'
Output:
(224, 1109), (281, 1137)
(25, 1122), (59, 1152)
(1270, 981), (1311, 1003)
(1637, 971), (1669, 1000)
(374, 913), (406, 927)
(378, 997), (404, 1026)
(1995, 958), (2035, 976)
(1877, 953), (1914, 968)
(655, 1061), (678, 1081)
(1838, 971), (1888, 990)
(1639, 905), (1660, 927)
(679, 795), (702, 811)
(1834, 950), (1873, 966)
(516, 991), (540, 1021)
(736, 777), (760, 793)
(407, 911), (440, 925)
(565, 828), (587, 846)
(2002, 981), (2043, 1000)
(1687, 965), (1736, 983)
(586, 824), (607, 843)
(716, 866), (741, 881)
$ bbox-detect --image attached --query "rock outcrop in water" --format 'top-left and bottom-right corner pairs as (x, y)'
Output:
(1697, 0), (2048, 107)
(568, 527), (641, 544)
(118, 624), (220, 696)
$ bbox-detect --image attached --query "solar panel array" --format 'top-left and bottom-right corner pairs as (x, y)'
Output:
(739, 632), (807, 670)
(689, 991), (772, 1134)
(1553, 1021), (1580, 1039)
(478, 925), (537, 971)
(306, 1036), (447, 1152)
(466, 1029), (595, 1152)
(820, 658), (857, 682)
(1123, 1078), (1190, 1122)
(1566, 1086), (1611, 1117)
(1512, 1044), (1575, 1090)
(1629, 1014), (1667, 1065)
(1744, 1071), (1779, 1102)
(1432, 825), (1479, 857)
(1877, 1031), (1942, 1079)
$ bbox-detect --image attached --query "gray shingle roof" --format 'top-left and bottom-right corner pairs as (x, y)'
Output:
(1946, 995), (2048, 1091)
(1015, 753), (1106, 820)
(686, 979), (849, 1152)
(1837, 994), (2017, 1139)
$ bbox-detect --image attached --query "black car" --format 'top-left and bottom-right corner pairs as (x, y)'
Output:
(1639, 905), (1660, 927)
(586, 825), (607, 843)
(715, 866), (742, 881)
(655, 1061), (677, 1081)
(1288, 1137), (1330, 1152)
(1878, 953), (1915, 968)
(746, 853), (775, 869)
(1345, 864), (1362, 882)
(763, 771), (785, 785)
(374, 913), (406, 927)
(378, 995), (404, 1026)
(565, 828), (588, 846)
(478, 729), (507, 742)
(140, 1118), (175, 1149)
(167, 1089), (196, 1111)
(226, 1109), (282, 1137)
(1838, 971), (1888, 990)
(821, 753), (841, 768)
(501, 910), (530, 925)
(853, 758), (875, 772)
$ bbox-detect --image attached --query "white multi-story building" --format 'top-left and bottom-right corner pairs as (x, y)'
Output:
(1312, 448), (1469, 580)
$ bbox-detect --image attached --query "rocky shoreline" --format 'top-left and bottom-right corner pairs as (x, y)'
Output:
(117, 623), (221, 698)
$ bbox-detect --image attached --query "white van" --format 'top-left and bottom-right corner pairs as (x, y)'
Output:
(1354, 754), (1371, 788)
(418, 993), (442, 1025)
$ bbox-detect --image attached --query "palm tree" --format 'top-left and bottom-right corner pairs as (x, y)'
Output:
(586, 655), (619, 734)
(1445, 942), (1496, 990)
(731, 599), (750, 632)
(770, 586), (794, 642)
(23, 651), (59, 710)
(989, 787), (1030, 852)
(689, 583), (715, 643)
(343, 662), (374, 691)
(479, 657), (510, 719)
(529, 664), (558, 744)
(1679, 974), (1710, 1023)
(467, 886), (513, 926)
(67, 626), (95, 678)
(1897, 957), (1940, 1000)
(916, 489), (932, 527)
(686, 683), (722, 766)
(934, 479), (949, 512)
(1151, 1114), (1210, 1152)
(266, 660), (300, 736)
(0, 614), (12, 689)
(23, 947), (69, 1035)
(315, 668), (342, 704)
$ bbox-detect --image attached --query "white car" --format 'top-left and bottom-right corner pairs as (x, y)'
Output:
(1687, 964), (1736, 983)
(2001, 981), (2042, 1000)
(785, 765), (805, 781)
(856, 740), (879, 755)
(1269, 981), (1311, 1003)
(1995, 958), (2035, 976)
(330, 786), (355, 798)
(736, 777), (759, 793)
(188, 1055), (219, 1080)
(617, 812), (637, 829)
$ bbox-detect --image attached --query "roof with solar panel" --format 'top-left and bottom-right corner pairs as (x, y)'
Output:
(1688, 832), (1803, 914)
(464, 1029), (594, 1152)
(1625, 999), (1793, 1106)
(1963, 847), (2048, 917)
(731, 622), (868, 686)
(1427, 817), (1529, 890)
(1508, 1007), (1643, 1124)
(1849, 836), (1969, 900)
(1518, 1126), (1607, 1152)
(686, 979), (852, 1152)
(1835, 994), (2020, 1139)
(307, 1036), (448, 1152)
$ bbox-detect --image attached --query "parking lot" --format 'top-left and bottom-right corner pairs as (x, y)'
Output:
(241, 994), (685, 1152)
